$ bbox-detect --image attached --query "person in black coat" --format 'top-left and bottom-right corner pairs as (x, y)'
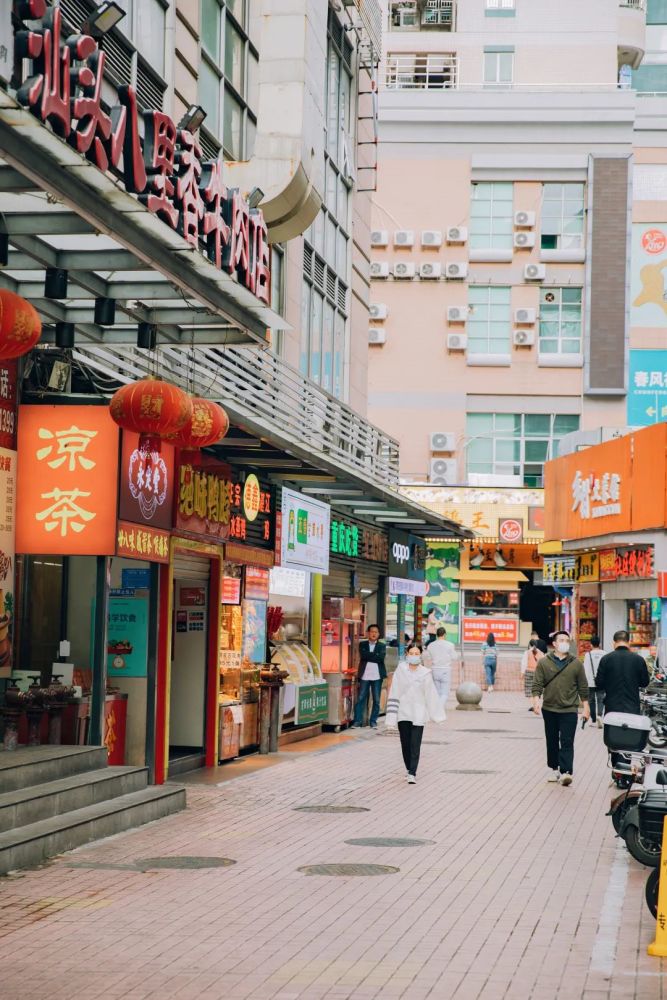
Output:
(595, 629), (650, 715)
(351, 625), (386, 729)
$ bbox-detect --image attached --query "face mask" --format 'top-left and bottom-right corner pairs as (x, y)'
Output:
(556, 641), (569, 654)
(407, 655), (421, 665)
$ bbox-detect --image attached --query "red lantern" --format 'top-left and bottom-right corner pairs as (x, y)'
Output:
(109, 378), (192, 452)
(167, 397), (230, 450)
(0, 290), (42, 359)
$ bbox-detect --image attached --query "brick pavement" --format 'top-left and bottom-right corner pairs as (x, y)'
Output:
(0, 693), (665, 1000)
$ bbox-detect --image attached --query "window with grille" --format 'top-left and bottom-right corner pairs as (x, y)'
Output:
(539, 288), (583, 356)
(540, 183), (585, 250)
(386, 53), (458, 89)
(470, 182), (514, 250)
(466, 413), (580, 487)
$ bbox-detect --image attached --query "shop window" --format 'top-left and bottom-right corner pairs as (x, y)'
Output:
(17, 556), (64, 681)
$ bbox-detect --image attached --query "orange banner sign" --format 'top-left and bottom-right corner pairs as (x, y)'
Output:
(116, 520), (170, 564)
(16, 406), (119, 555)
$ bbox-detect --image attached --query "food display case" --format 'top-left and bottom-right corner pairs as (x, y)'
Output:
(321, 597), (362, 730)
(576, 595), (599, 655)
(628, 599), (659, 651)
(271, 640), (326, 727)
(218, 698), (242, 760)
(219, 602), (261, 749)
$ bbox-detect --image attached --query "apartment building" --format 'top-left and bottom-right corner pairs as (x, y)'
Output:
(367, 0), (666, 486)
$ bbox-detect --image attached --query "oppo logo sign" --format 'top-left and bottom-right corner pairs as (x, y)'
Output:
(392, 543), (410, 564)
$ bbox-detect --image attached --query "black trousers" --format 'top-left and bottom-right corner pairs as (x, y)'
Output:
(588, 687), (604, 723)
(542, 709), (578, 776)
(398, 720), (424, 776)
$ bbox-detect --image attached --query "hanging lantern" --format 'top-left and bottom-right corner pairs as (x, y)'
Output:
(109, 378), (192, 452)
(0, 290), (42, 359)
(167, 397), (230, 450)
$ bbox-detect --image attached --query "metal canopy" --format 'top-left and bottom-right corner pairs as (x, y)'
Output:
(0, 93), (288, 348)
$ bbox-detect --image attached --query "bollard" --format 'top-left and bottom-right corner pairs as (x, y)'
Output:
(648, 815), (667, 956)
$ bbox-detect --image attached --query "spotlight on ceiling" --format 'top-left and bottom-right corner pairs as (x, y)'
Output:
(248, 186), (265, 210)
(177, 104), (207, 133)
(84, 1), (126, 37)
(94, 297), (116, 326)
(137, 321), (157, 350)
(55, 322), (75, 349)
(45, 267), (68, 299)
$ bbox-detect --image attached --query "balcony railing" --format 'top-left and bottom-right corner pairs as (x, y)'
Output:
(75, 345), (401, 486)
(389, 1), (456, 31)
(385, 53), (458, 89)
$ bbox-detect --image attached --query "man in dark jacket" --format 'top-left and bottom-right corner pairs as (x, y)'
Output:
(351, 625), (386, 729)
(532, 629), (589, 787)
(595, 630), (650, 715)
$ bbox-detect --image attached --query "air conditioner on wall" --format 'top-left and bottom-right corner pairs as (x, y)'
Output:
(393, 262), (416, 278)
(370, 229), (389, 247)
(515, 210), (536, 227)
(370, 262), (390, 278)
(447, 226), (468, 244)
(515, 307), (536, 324)
(419, 262), (442, 279)
(368, 329), (386, 344)
(429, 458), (457, 485)
(369, 303), (388, 320)
(524, 263), (546, 281)
(514, 232), (536, 249)
(513, 329), (535, 346)
(394, 230), (414, 247)
(447, 332), (467, 350)
(447, 305), (468, 323)
(429, 431), (456, 452)
(445, 262), (468, 280)
(421, 230), (443, 247)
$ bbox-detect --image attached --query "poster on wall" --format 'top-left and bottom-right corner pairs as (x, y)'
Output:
(463, 617), (519, 645)
(631, 224), (667, 328)
(424, 544), (460, 643)
(242, 599), (267, 663)
(106, 597), (148, 677)
(281, 488), (330, 574)
(628, 349), (667, 427)
(0, 446), (16, 678)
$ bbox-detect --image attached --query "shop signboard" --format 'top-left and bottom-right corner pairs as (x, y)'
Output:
(499, 518), (523, 544)
(651, 597), (662, 623)
(176, 461), (273, 548)
(424, 543), (460, 643)
(388, 577), (428, 598)
(628, 350), (667, 427)
(225, 541), (274, 568)
(221, 561), (242, 604)
(0, 361), (18, 451)
(0, 446), (16, 678)
(462, 617), (519, 644)
(281, 488), (330, 574)
(16, 405), (119, 555)
(576, 552), (600, 583)
(599, 549), (618, 582)
(543, 556), (577, 584)
(242, 598), (267, 663)
(121, 568), (150, 590)
(330, 517), (388, 563)
(244, 566), (270, 601)
(463, 542), (541, 570)
(388, 530), (426, 581)
(116, 520), (170, 563)
(11, 6), (271, 306)
(295, 683), (329, 725)
(180, 586), (206, 607)
(631, 224), (667, 328)
(106, 597), (148, 678)
(614, 546), (655, 581)
(118, 431), (174, 529)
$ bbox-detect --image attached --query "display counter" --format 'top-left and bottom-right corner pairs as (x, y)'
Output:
(271, 640), (327, 727)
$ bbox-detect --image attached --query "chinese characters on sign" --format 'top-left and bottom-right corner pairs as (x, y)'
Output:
(498, 518), (523, 544)
(543, 556), (577, 584)
(329, 519), (389, 563)
(462, 617), (519, 644)
(571, 470), (622, 520)
(13, 3), (270, 305)
(0, 447), (16, 679)
(628, 350), (667, 426)
(176, 463), (273, 547)
(614, 547), (654, 580)
(17, 405), (119, 555)
(0, 361), (18, 451)
(281, 488), (331, 574)
(119, 431), (174, 529)
(116, 520), (170, 563)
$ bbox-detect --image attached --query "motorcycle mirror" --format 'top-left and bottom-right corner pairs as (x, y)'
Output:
(656, 770), (667, 786)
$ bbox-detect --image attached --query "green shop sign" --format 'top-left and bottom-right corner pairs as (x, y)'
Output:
(295, 684), (328, 725)
(331, 519), (360, 557)
(330, 519), (388, 563)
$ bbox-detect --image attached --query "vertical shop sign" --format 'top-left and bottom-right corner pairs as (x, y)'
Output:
(281, 488), (330, 573)
(0, 447), (16, 678)
(244, 566), (270, 600)
(0, 361), (18, 451)
(106, 597), (148, 678)
(599, 549), (618, 582)
(242, 598), (267, 663)
(118, 431), (174, 529)
(16, 405), (119, 555)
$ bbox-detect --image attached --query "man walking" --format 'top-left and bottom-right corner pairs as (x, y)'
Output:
(424, 626), (457, 707)
(595, 630), (649, 715)
(582, 635), (607, 728)
(351, 625), (386, 729)
(532, 630), (589, 786)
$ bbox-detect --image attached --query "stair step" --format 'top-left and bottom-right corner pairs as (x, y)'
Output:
(0, 784), (186, 875)
(0, 746), (109, 793)
(0, 767), (149, 833)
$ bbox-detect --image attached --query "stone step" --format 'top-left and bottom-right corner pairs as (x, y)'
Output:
(0, 766), (149, 833)
(0, 746), (109, 793)
(0, 784), (186, 875)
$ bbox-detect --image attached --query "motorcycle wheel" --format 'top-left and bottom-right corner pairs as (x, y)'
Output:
(611, 797), (632, 835)
(646, 867), (660, 919)
(625, 824), (661, 867)
(648, 731), (667, 750)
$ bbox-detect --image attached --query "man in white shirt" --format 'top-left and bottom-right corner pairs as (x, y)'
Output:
(351, 625), (386, 728)
(583, 635), (607, 729)
(424, 627), (457, 707)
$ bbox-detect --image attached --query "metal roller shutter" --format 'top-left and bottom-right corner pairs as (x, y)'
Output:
(323, 561), (353, 597)
(172, 554), (211, 582)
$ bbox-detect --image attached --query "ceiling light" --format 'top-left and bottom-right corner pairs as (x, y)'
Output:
(45, 267), (68, 299)
(84, 1), (126, 37)
(137, 321), (157, 350)
(55, 322), (75, 349)
(94, 297), (115, 326)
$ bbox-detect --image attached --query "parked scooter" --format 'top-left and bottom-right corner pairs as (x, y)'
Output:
(605, 714), (662, 867)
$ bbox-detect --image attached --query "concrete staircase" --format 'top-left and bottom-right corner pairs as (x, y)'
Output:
(0, 745), (185, 874)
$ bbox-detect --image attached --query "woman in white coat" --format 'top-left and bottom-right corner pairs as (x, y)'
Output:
(385, 644), (446, 784)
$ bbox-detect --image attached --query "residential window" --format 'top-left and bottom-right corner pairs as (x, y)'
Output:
(484, 48), (514, 88)
(469, 182), (514, 250)
(540, 183), (585, 251)
(632, 64), (667, 93)
(647, 0), (667, 24)
(539, 288), (583, 355)
(116, 0), (167, 76)
(486, 0), (515, 7)
(467, 286), (511, 356)
(465, 413), (580, 487)
(199, 0), (259, 160)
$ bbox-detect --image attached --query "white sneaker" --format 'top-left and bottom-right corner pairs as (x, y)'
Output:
(488, 686), (494, 692)
(597, 719), (603, 729)
(547, 770), (561, 783)
(561, 774), (573, 787)
(407, 774), (416, 784)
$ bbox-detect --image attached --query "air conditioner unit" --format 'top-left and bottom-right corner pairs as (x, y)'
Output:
(447, 333), (467, 350)
(446, 226), (468, 244)
(368, 329), (386, 345)
(429, 431), (456, 453)
(393, 262), (416, 279)
(370, 229), (389, 247)
(421, 230), (443, 248)
(394, 230), (414, 247)
(514, 232), (536, 249)
(429, 458), (457, 485)
(369, 303), (388, 320)
(447, 306), (468, 323)
(513, 329), (535, 347)
(515, 307), (536, 324)
(524, 263), (546, 281)
(370, 261), (390, 279)
(445, 262), (468, 280)
(515, 210), (536, 228)
(419, 262), (442, 279)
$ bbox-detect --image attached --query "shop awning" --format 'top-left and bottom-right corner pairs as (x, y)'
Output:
(458, 570), (528, 591)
